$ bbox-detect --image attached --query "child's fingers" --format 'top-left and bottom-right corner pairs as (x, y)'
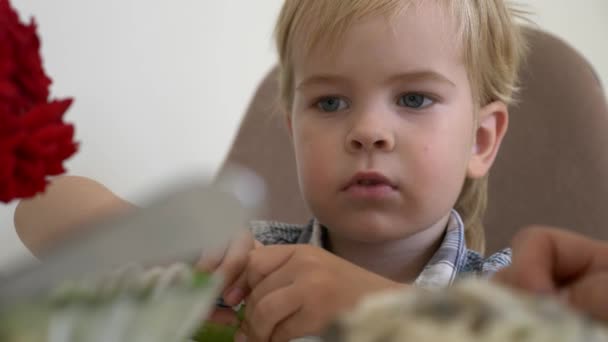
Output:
(235, 322), (251, 342)
(247, 245), (297, 289)
(196, 245), (227, 273)
(246, 254), (296, 312)
(223, 271), (249, 306)
(271, 305), (327, 342)
(244, 284), (302, 342)
(206, 307), (240, 326)
(217, 231), (255, 287)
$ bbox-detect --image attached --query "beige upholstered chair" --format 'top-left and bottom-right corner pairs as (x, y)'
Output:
(15, 28), (608, 255)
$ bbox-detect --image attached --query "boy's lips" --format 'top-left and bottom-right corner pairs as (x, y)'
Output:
(342, 171), (398, 191)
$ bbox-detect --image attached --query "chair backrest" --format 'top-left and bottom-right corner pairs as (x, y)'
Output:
(218, 28), (608, 253)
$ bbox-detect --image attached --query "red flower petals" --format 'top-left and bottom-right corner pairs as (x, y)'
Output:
(0, 0), (77, 203)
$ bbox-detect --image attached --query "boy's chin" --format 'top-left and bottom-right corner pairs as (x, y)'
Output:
(326, 215), (430, 244)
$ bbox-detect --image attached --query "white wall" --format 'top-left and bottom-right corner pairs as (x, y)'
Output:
(0, 0), (285, 268)
(1, 0), (607, 268)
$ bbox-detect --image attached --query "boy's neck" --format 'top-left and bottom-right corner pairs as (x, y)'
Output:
(326, 214), (450, 284)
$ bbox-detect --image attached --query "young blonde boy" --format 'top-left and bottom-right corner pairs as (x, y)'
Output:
(200, 0), (528, 341)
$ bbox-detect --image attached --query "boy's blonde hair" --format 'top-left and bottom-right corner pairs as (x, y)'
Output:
(274, 0), (528, 253)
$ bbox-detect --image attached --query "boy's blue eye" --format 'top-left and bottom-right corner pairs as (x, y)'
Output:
(398, 93), (433, 109)
(317, 97), (348, 112)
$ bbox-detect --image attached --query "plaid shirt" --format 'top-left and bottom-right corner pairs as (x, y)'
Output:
(250, 210), (511, 288)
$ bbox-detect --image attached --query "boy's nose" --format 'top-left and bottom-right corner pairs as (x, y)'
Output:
(346, 123), (395, 153)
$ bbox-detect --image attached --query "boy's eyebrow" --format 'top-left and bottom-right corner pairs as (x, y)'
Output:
(387, 70), (456, 87)
(296, 75), (349, 91)
(296, 70), (456, 91)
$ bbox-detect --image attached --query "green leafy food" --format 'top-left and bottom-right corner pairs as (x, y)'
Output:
(192, 322), (239, 342)
(191, 305), (245, 342)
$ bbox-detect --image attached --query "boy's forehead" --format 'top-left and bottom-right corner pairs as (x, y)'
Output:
(292, 1), (464, 83)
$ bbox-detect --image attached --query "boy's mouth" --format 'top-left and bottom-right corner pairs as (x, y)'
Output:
(342, 171), (397, 191)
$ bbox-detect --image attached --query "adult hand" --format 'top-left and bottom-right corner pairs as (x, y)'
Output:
(495, 226), (608, 322)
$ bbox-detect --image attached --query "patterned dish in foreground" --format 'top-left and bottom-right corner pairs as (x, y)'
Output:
(325, 279), (608, 342)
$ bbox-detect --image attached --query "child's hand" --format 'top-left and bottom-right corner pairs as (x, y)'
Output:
(197, 230), (261, 306)
(238, 244), (404, 342)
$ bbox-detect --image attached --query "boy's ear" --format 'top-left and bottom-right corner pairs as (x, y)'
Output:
(467, 101), (509, 179)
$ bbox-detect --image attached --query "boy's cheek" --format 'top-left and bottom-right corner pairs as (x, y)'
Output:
(299, 163), (336, 195)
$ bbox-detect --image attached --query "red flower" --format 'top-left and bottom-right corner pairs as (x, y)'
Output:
(0, 0), (77, 203)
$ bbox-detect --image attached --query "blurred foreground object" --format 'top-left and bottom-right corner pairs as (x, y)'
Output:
(326, 279), (608, 342)
(1, 168), (264, 341)
(0, 263), (222, 342)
